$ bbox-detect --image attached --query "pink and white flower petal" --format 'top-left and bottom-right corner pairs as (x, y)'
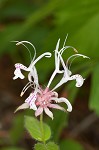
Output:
(44, 107), (53, 120)
(48, 104), (66, 112)
(35, 107), (43, 117)
(15, 63), (29, 71)
(25, 92), (37, 110)
(69, 74), (84, 87)
(51, 97), (72, 112)
(14, 103), (29, 113)
(30, 101), (37, 110)
(13, 69), (25, 80)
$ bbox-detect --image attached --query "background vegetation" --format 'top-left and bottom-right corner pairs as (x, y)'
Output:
(0, 0), (99, 149)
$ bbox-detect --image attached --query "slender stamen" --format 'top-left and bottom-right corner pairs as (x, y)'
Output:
(20, 82), (34, 97)
(68, 55), (81, 70)
(63, 34), (68, 48)
(60, 46), (78, 55)
(16, 41), (36, 62)
(66, 54), (90, 68)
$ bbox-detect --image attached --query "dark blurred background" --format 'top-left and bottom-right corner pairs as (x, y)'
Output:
(0, 0), (99, 150)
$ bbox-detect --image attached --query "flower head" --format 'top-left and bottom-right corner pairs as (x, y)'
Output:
(15, 87), (72, 120)
(13, 37), (89, 119)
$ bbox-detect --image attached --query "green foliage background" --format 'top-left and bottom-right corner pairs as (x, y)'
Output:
(0, 0), (99, 150)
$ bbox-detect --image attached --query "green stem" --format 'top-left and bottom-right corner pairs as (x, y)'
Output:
(40, 113), (45, 144)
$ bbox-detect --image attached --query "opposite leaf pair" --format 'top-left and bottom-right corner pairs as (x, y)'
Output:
(13, 36), (89, 119)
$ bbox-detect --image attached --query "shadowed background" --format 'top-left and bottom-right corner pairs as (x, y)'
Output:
(0, 0), (99, 150)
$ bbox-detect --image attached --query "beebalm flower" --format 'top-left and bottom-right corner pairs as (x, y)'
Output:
(14, 37), (89, 119)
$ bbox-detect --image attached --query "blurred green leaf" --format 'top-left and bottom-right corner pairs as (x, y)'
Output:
(60, 139), (84, 150)
(44, 0), (99, 59)
(67, 60), (94, 103)
(0, 0), (61, 54)
(34, 142), (59, 150)
(0, 0), (36, 19)
(89, 64), (99, 114)
(24, 116), (51, 142)
(46, 111), (67, 142)
(10, 114), (24, 144)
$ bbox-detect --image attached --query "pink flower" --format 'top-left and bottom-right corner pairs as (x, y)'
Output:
(13, 37), (89, 119)
(15, 87), (72, 120)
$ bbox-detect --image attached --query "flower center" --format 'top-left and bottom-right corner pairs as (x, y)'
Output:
(35, 88), (53, 107)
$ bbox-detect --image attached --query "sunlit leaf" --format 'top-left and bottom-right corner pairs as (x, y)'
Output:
(34, 142), (59, 150)
(24, 116), (51, 142)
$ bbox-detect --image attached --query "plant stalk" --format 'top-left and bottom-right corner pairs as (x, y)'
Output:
(40, 113), (45, 144)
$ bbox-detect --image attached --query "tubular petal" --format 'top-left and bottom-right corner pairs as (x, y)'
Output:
(29, 52), (52, 68)
(69, 74), (84, 87)
(51, 97), (72, 112)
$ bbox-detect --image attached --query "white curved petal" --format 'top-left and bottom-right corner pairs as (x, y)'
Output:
(48, 104), (66, 112)
(29, 52), (52, 68)
(52, 91), (58, 97)
(69, 74), (84, 87)
(58, 98), (72, 112)
(50, 97), (72, 112)
(14, 103), (29, 113)
(35, 107), (43, 117)
(44, 107), (53, 120)
(13, 69), (25, 80)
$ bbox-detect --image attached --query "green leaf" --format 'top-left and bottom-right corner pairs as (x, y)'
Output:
(24, 116), (51, 142)
(60, 139), (84, 150)
(89, 64), (99, 114)
(34, 142), (59, 150)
